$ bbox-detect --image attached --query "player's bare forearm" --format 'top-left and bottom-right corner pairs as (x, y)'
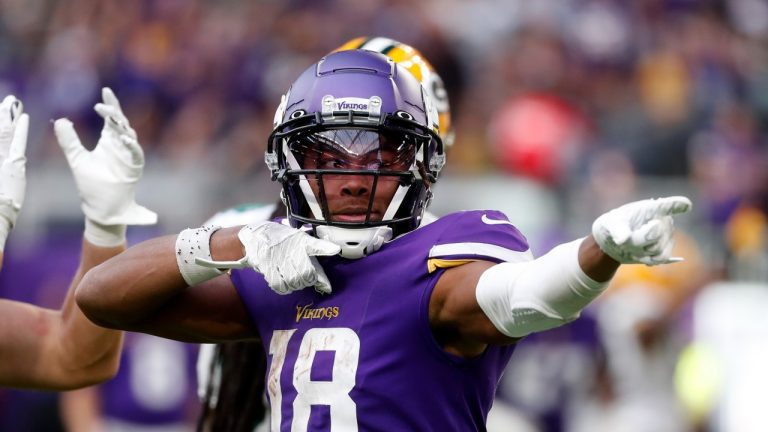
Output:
(55, 240), (127, 387)
(76, 227), (255, 343)
(0, 300), (60, 387)
(0, 240), (126, 389)
(77, 234), (186, 329)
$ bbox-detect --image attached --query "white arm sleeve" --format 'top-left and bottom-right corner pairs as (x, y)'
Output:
(475, 238), (609, 338)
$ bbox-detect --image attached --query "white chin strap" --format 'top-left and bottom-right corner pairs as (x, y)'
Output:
(315, 226), (393, 259)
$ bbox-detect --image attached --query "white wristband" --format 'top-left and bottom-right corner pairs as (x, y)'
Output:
(176, 225), (224, 286)
(84, 218), (127, 247)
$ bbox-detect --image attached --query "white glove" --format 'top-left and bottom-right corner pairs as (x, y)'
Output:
(592, 196), (692, 266)
(196, 222), (341, 295)
(54, 87), (157, 247)
(0, 95), (29, 251)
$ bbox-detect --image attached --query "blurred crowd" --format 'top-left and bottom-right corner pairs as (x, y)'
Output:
(1, 0), (767, 431)
(1, 0), (766, 243)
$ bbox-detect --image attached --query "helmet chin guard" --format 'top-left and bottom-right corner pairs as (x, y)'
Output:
(315, 225), (393, 259)
(266, 50), (444, 258)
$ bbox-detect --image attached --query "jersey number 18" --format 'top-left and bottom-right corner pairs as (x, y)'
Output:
(268, 328), (361, 431)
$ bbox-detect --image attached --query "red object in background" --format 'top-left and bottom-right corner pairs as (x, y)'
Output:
(490, 93), (587, 184)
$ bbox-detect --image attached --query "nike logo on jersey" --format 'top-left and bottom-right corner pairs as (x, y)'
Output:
(481, 214), (515, 226)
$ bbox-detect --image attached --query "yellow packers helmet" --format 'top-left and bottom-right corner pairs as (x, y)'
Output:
(334, 36), (454, 147)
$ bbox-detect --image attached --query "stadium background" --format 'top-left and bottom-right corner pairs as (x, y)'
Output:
(0, 0), (767, 431)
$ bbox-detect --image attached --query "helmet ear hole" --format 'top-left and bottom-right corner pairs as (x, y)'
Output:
(290, 109), (306, 119)
(395, 111), (414, 121)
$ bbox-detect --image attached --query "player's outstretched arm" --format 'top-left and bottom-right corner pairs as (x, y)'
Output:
(430, 196), (693, 357)
(0, 89), (157, 389)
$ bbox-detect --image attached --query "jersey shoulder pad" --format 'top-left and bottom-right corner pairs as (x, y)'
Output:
(428, 210), (533, 265)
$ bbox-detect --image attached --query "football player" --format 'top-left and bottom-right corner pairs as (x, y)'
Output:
(0, 89), (156, 390)
(196, 37), (455, 432)
(76, 50), (691, 430)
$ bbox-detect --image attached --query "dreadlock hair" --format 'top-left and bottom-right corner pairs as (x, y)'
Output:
(197, 341), (268, 432)
(197, 203), (286, 432)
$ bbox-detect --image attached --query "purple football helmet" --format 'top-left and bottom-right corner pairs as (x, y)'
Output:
(266, 50), (445, 257)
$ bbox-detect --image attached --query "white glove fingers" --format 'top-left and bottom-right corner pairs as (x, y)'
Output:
(101, 87), (125, 116)
(637, 223), (677, 264)
(311, 257), (332, 294)
(53, 118), (87, 165)
(648, 217), (675, 253)
(642, 241), (677, 265)
(0, 96), (21, 159)
(94, 104), (127, 131)
(120, 134), (145, 166)
(261, 246), (291, 294)
(95, 103), (136, 140)
(652, 196), (692, 218)
(94, 104), (141, 167)
(237, 222), (339, 295)
(656, 228), (679, 263)
(304, 236), (342, 257)
(265, 275), (287, 295)
(284, 255), (316, 290)
(265, 266), (290, 295)
(606, 223), (632, 246)
(8, 98), (22, 122)
(0, 95), (21, 123)
(9, 113), (28, 162)
(658, 239), (675, 262)
(629, 219), (663, 248)
(94, 102), (117, 121)
(0, 95), (16, 109)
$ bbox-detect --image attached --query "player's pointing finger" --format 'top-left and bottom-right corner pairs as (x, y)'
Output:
(101, 87), (123, 113)
(653, 196), (692, 217)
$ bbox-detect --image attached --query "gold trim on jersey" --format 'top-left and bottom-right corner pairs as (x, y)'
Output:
(427, 258), (478, 273)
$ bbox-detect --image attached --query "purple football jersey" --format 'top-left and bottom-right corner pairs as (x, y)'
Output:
(231, 210), (531, 431)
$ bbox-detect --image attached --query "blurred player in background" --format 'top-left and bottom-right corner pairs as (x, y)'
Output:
(195, 37), (456, 432)
(60, 331), (201, 432)
(74, 49), (692, 431)
(0, 89), (156, 390)
(583, 231), (707, 431)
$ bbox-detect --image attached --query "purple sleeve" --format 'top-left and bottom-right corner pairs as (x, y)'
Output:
(228, 268), (265, 326)
(429, 210), (533, 264)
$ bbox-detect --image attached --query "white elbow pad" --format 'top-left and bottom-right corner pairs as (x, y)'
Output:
(476, 238), (609, 338)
